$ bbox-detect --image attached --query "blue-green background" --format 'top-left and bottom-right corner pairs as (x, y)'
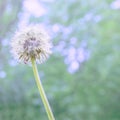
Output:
(0, 0), (120, 120)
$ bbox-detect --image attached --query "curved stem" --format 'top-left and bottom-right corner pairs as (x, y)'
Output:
(31, 57), (55, 120)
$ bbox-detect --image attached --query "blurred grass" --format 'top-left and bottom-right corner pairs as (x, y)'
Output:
(0, 103), (47, 120)
(0, 0), (120, 120)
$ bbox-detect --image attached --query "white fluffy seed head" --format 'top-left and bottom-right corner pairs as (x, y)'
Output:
(11, 25), (52, 64)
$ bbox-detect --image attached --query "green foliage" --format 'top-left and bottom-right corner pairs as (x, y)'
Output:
(0, 0), (120, 120)
(0, 104), (47, 120)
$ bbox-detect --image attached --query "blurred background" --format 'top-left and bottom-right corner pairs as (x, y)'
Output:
(0, 0), (120, 120)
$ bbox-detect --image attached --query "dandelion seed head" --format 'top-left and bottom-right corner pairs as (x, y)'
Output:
(11, 25), (52, 64)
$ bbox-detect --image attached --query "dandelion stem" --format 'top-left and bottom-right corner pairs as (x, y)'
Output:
(31, 57), (55, 120)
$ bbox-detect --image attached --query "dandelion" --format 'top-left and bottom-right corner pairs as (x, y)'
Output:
(11, 25), (52, 64)
(11, 25), (55, 120)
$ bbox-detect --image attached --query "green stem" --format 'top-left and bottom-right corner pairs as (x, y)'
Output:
(31, 57), (55, 120)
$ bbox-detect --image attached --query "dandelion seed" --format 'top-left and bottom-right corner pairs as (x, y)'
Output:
(11, 25), (52, 64)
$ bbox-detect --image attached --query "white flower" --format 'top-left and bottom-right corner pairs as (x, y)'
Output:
(11, 25), (52, 64)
